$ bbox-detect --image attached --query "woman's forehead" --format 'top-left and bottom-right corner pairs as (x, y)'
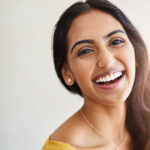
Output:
(67, 9), (124, 45)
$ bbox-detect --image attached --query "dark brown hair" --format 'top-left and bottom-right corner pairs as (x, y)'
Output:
(53, 0), (150, 149)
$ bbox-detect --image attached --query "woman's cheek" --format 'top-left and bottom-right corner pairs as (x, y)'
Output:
(72, 60), (94, 81)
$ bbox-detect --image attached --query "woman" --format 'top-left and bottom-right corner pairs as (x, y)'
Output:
(42, 0), (150, 149)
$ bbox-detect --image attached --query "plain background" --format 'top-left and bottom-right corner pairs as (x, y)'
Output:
(1, 0), (150, 150)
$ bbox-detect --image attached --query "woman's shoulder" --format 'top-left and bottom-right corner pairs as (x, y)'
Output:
(42, 110), (104, 150)
(50, 111), (84, 144)
(43, 111), (86, 150)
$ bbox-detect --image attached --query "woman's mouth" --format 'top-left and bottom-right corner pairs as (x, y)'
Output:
(93, 70), (125, 90)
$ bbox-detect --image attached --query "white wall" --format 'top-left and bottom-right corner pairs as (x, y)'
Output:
(0, 0), (150, 150)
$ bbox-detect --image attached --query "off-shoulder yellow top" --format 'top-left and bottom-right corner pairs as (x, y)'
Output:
(42, 138), (76, 150)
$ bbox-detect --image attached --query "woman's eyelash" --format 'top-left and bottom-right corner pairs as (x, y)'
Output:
(109, 39), (124, 46)
(77, 39), (124, 56)
(77, 49), (94, 56)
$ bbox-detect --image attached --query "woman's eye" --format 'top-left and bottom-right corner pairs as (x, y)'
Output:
(77, 49), (94, 56)
(109, 39), (124, 46)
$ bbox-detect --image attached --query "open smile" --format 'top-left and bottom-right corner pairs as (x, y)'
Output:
(93, 70), (126, 90)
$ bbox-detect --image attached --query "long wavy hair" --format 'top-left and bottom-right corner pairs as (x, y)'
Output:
(53, 0), (150, 149)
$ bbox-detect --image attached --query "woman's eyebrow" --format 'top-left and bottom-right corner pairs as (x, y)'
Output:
(71, 39), (94, 53)
(103, 29), (126, 40)
(70, 29), (126, 53)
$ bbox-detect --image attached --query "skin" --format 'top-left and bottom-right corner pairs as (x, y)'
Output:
(51, 9), (135, 150)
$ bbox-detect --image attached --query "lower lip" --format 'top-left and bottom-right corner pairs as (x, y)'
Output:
(93, 73), (125, 90)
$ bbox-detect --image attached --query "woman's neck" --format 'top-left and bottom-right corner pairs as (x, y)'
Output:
(81, 99), (127, 145)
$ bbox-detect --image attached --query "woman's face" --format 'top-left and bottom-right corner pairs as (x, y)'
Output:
(63, 9), (136, 106)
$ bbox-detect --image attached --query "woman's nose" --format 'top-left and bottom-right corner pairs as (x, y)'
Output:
(96, 48), (115, 69)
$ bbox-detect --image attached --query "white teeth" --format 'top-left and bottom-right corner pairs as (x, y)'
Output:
(96, 71), (123, 83)
(106, 75), (110, 82)
(103, 77), (106, 82)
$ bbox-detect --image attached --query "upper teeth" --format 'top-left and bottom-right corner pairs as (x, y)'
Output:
(96, 71), (122, 83)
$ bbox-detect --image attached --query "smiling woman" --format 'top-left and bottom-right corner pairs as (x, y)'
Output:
(42, 0), (150, 150)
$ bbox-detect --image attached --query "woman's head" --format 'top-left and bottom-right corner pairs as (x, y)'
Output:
(62, 9), (136, 106)
(53, 0), (149, 98)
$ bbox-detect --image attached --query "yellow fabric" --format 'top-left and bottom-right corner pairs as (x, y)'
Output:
(42, 139), (76, 150)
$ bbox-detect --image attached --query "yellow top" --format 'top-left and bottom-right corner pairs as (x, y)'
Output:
(42, 138), (76, 150)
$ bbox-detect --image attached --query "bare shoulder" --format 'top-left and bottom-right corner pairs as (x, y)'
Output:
(50, 110), (85, 144)
(50, 110), (105, 149)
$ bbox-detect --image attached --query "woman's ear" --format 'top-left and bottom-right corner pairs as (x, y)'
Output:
(61, 64), (74, 86)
